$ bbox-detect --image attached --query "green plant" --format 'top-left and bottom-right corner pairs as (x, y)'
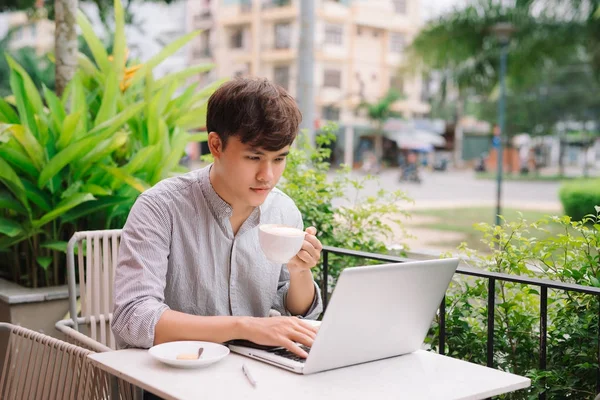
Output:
(426, 208), (600, 399)
(0, 0), (217, 288)
(559, 179), (600, 221)
(279, 122), (412, 292)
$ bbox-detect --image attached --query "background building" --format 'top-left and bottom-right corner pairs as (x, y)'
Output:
(186, 0), (430, 165)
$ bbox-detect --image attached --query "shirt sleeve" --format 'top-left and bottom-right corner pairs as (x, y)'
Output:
(273, 208), (324, 320)
(111, 194), (171, 349)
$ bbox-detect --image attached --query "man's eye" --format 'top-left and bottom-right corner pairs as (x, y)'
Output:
(246, 156), (260, 161)
(275, 157), (285, 162)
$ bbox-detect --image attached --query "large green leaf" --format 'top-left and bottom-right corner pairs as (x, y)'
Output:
(123, 145), (158, 175)
(94, 69), (119, 127)
(154, 65), (214, 91)
(176, 104), (208, 130)
(40, 240), (68, 253)
(43, 85), (66, 133)
(74, 131), (129, 179)
(103, 166), (149, 193)
(146, 97), (160, 145)
(0, 190), (27, 215)
(2, 124), (44, 171)
(8, 67), (39, 140)
(156, 129), (189, 181)
(36, 256), (53, 270)
(0, 146), (38, 178)
(112, 0), (126, 78)
(87, 101), (144, 136)
(0, 97), (19, 123)
(81, 183), (112, 196)
(33, 192), (96, 228)
(22, 180), (52, 212)
(57, 112), (82, 150)
(77, 10), (110, 72)
(0, 156), (28, 211)
(128, 30), (201, 88)
(77, 53), (101, 81)
(62, 195), (129, 222)
(6, 55), (44, 118)
(0, 217), (23, 237)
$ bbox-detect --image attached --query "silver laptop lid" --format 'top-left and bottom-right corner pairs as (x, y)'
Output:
(303, 258), (459, 374)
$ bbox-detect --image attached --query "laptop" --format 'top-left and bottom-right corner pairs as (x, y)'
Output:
(227, 258), (459, 374)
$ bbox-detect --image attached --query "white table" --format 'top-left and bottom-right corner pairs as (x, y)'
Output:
(88, 349), (530, 400)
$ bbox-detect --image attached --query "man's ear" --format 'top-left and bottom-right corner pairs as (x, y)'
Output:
(207, 132), (223, 158)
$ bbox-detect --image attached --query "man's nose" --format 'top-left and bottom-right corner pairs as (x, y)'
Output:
(257, 162), (274, 182)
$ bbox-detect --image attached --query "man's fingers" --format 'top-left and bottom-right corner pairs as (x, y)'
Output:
(282, 339), (309, 358)
(296, 249), (313, 264)
(297, 319), (319, 334)
(304, 234), (323, 251)
(298, 241), (320, 262)
(296, 325), (317, 340)
(305, 226), (317, 236)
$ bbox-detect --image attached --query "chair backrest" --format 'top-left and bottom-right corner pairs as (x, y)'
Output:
(66, 229), (122, 348)
(0, 322), (109, 400)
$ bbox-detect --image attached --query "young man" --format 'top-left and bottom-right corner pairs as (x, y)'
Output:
(112, 77), (323, 359)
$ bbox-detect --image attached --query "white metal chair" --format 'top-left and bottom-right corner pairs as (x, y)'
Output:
(55, 229), (122, 352)
(0, 322), (110, 399)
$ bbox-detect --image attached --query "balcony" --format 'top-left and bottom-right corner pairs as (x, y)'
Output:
(221, 2), (253, 25)
(191, 47), (212, 60)
(262, 0), (292, 9)
(262, 0), (297, 20)
(193, 10), (213, 30)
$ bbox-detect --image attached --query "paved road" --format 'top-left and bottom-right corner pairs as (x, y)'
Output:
(336, 168), (563, 210)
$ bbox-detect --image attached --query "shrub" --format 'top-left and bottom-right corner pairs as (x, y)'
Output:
(559, 179), (600, 221)
(279, 122), (412, 292)
(0, 0), (216, 287)
(427, 208), (600, 398)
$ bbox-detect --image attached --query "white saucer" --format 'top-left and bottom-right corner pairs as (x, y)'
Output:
(148, 341), (230, 369)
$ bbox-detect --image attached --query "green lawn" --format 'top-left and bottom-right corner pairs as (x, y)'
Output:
(411, 207), (567, 253)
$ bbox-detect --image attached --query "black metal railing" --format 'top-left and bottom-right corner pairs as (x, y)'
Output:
(321, 245), (600, 400)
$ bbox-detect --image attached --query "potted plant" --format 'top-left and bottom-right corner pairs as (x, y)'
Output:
(0, 0), (218, 335)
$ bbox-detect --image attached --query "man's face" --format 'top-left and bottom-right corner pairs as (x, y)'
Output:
(212, 135), (290, 208)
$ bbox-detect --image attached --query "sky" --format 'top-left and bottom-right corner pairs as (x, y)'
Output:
(422, 0), (466, 20)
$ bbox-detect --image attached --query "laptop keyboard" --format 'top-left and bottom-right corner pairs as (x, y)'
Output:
(268, 345), (311, 363)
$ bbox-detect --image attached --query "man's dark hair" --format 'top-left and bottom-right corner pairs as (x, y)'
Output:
(206, 77), (302, 151)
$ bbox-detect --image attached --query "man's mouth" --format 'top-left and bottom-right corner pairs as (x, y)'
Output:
(251, 187), (271, 193)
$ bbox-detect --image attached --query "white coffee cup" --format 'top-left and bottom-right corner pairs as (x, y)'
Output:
(258, 224), (306, 264)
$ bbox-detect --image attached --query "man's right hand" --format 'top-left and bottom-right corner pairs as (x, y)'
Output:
(240, 316), (319, 358)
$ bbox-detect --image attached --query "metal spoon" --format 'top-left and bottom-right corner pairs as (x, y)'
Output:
(197, 347), (204, 359)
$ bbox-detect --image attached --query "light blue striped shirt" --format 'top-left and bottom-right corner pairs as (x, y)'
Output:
(112, 165), (323, 349)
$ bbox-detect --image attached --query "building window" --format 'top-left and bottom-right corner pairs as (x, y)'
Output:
(274, 23), (291, 49)
(230, 29), (244, 49)
(390, 32), (405, 53)
(323, 69), (342, 88)
(393, 0), (407, 14)
(324, 24), (343, 45)
(322, 106), (340, 121)
(274, 65), (290, 90)
(390, 76), (404, 94)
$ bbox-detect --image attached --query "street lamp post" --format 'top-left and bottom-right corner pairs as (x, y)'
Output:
(491, 23), (514, 226)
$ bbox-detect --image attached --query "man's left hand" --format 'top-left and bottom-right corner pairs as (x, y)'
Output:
(287, 227), (322, 273)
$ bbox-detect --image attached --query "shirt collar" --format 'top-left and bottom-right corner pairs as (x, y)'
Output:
(198, 165), (233, 219)
(198, 165), (265, 225)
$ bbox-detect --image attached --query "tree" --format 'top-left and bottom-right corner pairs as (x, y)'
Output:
(54, 0), (78, 96)
(408, 0), (585, 97)
(357, 89), (402, 163)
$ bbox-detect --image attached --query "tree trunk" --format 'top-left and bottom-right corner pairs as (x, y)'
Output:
(374, 133), (384, 163)
(54, 0), (78, 97)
